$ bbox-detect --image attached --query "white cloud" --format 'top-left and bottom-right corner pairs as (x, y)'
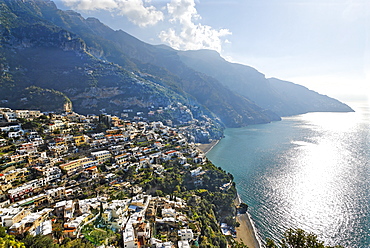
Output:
(61, 0), (118, 11)
(61, 0), (231, 51)
(116, 0), (164, 27)
(167, 0), (200, 24)
(61, 0), (164, 27)
(159, 0), (231, 52)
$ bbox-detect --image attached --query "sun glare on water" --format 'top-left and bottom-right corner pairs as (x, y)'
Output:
(276, 106), (369, 244)
(207, 100), (370, 247)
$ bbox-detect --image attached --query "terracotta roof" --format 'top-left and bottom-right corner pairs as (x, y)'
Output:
(85, 166), (97, 171)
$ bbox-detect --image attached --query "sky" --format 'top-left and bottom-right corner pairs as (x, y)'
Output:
(53, 0), (370, 102)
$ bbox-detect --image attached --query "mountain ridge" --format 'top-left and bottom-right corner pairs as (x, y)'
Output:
(0, 0), (352, 130)
(177, 49), (353, 116)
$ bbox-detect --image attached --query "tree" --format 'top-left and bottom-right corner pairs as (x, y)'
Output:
(266, 228), (344, 248)
(0, 226), (6, 238)
(52, 222), (64, 242)
(282, 228), (324, 248)
(60, 238), (94, 248)
(155, 190), (164, 197)
(95, 123), (108, 132)
(21, 121), (41, 130)
(0, 234), (25, 248)
(21, 234), (56, 248)
(266, 238), (278, 248)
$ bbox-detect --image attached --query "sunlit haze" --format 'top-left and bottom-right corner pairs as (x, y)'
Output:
(54, 0), (370, 103)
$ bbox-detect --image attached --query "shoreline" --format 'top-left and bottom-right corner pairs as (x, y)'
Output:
(198, 140), (261, 248)
(234, 195), (261, 248)
(196, 139), (220, 154)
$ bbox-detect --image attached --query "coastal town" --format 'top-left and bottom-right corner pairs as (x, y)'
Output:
(0, 107), (249, 248)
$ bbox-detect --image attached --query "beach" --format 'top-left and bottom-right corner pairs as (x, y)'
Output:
(234, 197), (261, 248)
(196, 139), (220, 154)
(235, 213), (261, 248)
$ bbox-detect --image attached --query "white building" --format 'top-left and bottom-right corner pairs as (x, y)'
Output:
(178, 228), (194, 241)
(178, 240), (190, 248)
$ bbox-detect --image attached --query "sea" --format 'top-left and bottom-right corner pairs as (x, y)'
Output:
(207, 100), (370, 248)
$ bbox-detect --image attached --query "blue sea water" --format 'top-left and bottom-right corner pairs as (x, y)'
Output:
(207, 101), (370, 248)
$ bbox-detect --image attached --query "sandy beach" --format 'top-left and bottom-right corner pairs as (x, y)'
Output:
(234, 197), (261, 248)
(235, 213), (261, 248)
(196, 139), (219, 154)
